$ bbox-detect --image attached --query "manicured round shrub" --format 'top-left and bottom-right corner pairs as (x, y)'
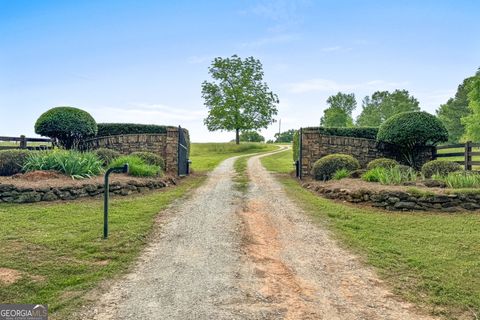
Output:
(367, 158), (399, 170)
(0, 150), (31, 176)
(421, 160), (462, 178)
(109, 155), (161, 177)
(311, 154), (360, 181)
(130, 152), (165, 170)
(94, 148), (120, 166)
(35, 106), (97, 149)
(377, 111), (448, 167)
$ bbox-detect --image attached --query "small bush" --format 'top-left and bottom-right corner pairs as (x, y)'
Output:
(94, 148), (120, 166)
(97, 123), (171, 137)
(292, 130), (300, 161)
(35, 106), (97, 149)
(109, 155), (161, 177)
(421, 160), (462, 178)
(130, 152), (165, 170)
(367, 158), (399, 170)
(333, 168), (350, 180)
(304, 127), (379, 140)
(433, 171), (480, 189)
(311, 154), (360, 181)
(362, 166), (417, 185)
(0, 150), (31, 176)
(24, 150), (103, 179)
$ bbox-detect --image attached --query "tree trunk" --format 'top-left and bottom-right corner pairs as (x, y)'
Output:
(235, 128), (240, 145)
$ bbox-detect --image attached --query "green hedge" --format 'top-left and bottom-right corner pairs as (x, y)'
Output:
(303, 127), (379, 140)
(97, 123), (174, 137)
(293, 130), (300, 161)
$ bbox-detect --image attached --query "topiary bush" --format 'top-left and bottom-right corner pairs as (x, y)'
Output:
(367, 158), (399, 170)
(109, 155), (161, 177)
(35, 106), (97, 149)
(130, 151), (165, 170)
(0, 150), (31, 176)
(94, 148), (120, 166)
(421, 160), (462, 178)
(377, 111), (448, 168)
(311, 154), (360, 181)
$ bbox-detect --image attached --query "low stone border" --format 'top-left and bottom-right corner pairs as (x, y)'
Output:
(303, 183), (480, 212)
(0, 178), (176, 204)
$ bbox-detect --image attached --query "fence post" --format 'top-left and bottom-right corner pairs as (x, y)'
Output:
(19, 135), (27, 149)
(465, 141), (472, 171)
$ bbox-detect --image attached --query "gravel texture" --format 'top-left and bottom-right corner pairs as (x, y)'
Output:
(83, 149), (436, 319)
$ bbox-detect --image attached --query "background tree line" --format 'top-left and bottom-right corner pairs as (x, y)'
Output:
(320, 68), (480, 143)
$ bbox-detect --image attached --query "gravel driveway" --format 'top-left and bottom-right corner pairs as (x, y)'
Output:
(85, 149), (436, 320)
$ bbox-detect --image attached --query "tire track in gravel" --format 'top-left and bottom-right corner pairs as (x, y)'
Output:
(236, 150), (437, 319)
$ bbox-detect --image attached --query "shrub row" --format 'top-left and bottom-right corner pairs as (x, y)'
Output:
(96, 123), (173, 137)
(303, 127), (379, 140)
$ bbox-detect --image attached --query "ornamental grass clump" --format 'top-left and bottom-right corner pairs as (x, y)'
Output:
(433, 171), (480, 189)
(362, 166), (417, 185)
(109, 155), (161, 177)
(23, 150), (103, 179)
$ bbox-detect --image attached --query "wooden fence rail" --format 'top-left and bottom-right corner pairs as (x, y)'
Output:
(434, 141), (480, 170)
(0, 135), (52, 151)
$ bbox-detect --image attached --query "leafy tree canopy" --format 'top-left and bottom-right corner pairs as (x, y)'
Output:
(462, 70), (480, 142)
(202, 55), (279, 144)
(437, 70), (480, 143)
(320, 92), (356, 127)
(274, 129), (296, 143)
(239, 130), (265, 142)
(357, 90), (420, 127)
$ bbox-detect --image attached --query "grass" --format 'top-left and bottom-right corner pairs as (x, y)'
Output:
(433, 171), (480, 189)
(0, 176), (204, 319)
(233, 156), (250, 192)
(332, 168), (350, 180)
(262, 151), (480, 319)
(189, 142), (277, 173)
(437, 146), (480, 170)
(362, 166), (417, 185)
(259, 148), (294, 174)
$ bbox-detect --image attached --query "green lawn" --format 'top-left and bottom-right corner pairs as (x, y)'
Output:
(190, 142), (277, 172)
(437, 146), (480, 170)
(259, 148), (294, 174)
(261, 150), (480, 319)
(0, 141), (277, 318)
(0, 177), (204, 319)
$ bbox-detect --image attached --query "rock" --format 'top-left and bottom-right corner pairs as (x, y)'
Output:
(0, 184), (14, 192)
(461, 203), (480, 211)
(394, 201), (417, 210)
(42, 192), (58, 201)
(402, 181), (416, 186)
(84, 184), (97, 192)
(1, 190), (19, 197)
(371, 202), (388, 207)
(14, 192), (42, 203)
(387, 197), (400, 204)
(370, 194), (386, 202)
(423, 179), (447, 188)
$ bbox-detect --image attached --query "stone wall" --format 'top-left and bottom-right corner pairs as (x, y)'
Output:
(0, 177), (175, 203)
(299, 128), (434, 177)
(82, 127), (189, 174)
(303, 182), (480, 212)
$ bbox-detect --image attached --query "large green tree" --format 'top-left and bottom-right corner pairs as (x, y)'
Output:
(437, 70), (480, 143)
(202, 55), (279, 144)
(462, 71), (480, 142)
(356, 90), (420, 127)
(274, 129), (296, 143)
(320, 92), (356, 127)
(239, 130), (265, 142)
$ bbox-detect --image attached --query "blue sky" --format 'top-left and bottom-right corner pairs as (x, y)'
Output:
(1, 0), (478, 142)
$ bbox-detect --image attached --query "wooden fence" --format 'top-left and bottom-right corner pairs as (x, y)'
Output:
(0, 135), (52, 151)
(434, 141), (480, 170)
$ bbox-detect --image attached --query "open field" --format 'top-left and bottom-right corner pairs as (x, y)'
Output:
(261, 149), (480, 319)
(437, 146), (480, 170)
(189, 142), (277, 172)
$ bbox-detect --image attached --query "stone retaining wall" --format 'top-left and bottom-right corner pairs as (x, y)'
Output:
(304, 182), (480, 212)
(299, 128), (434, 177)
(81, 127), (189, 174)
(0, 178), (176, 204)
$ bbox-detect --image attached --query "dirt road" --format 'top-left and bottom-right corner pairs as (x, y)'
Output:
(85, 149), (435, 319)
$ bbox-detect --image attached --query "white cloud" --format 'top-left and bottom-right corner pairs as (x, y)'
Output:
(286, 78), (410, 93)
